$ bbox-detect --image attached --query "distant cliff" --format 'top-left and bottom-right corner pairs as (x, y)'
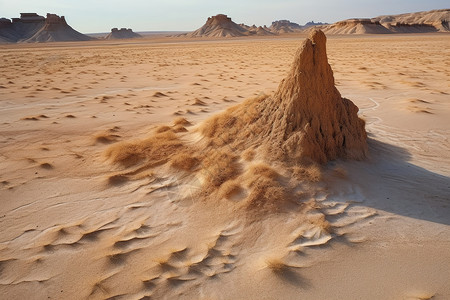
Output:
(105, 28), (142, 39)
(0, 13), (93, 43)
(180, 14), (275, 37)
(317, 9), (449, 34)
(269, 20), (302, 33)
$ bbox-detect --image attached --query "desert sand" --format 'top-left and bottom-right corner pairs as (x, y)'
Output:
(0, 31), (449, 300)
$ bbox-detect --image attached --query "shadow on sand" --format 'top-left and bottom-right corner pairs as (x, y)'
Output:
(337, 137), (450, 225)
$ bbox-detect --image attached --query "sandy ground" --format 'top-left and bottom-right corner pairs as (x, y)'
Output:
(0, 33), (449, 299)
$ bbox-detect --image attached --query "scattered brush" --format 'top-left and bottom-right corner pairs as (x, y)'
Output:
(265, 258), (288, 273)
(241, 148), (256, 161)
(155, 125), (172, 133)
(104, 131), (183, 168)
(218, 180), (242, 200)
(172, 117), (191, 126)
(201, 150), (241, 188)
(292, 164), (322, 182)
(172, 124), (188, 133)
(170, 152), (199, 172)
(101, 30), (368, 217)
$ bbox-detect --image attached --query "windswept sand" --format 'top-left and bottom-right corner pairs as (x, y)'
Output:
(0, 33), (449, 299)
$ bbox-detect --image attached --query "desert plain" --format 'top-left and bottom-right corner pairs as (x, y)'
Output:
(0, 32), (449, 299)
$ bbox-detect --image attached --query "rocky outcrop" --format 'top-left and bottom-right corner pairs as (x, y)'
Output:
(384, 22), (438, 33)
(181, 14), (276, 37)
(0, 13), (93, 43)
(269, 30), (367, 162)
(303, 21), (328, 28)
(0, 13), (45, 43)
(320, 19), (392, 34)
(181, 15), (332, 37)
(318, 9), (449, 34)
(105, 28), (142, 39)
(269, 20), (302, 34)
(183, 14), (248, 37)
(248, 26), (275, 36)
(372, 9), (450, 32)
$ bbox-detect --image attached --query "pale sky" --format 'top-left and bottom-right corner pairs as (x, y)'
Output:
(1, 0), (448, 33)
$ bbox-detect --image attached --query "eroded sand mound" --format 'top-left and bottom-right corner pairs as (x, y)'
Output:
(104, 29), (367, 211)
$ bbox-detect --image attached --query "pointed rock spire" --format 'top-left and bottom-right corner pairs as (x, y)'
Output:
(202, 29), (368, 164)
(269, 29), (368, 163)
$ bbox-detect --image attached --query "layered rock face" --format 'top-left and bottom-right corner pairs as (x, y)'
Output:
(0, 13), (92, 43)
(269, 20), (302, 33)
(106, 28), (142, 39)
(184, 14), (248, 37)
(372, 8), (449, 32)
(319, 9), (449, 34)
(183, 14), (276, 37)
(320, 19), (392, 34)
(44, 14), (68, 29)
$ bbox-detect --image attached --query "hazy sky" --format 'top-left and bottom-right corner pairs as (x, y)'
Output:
(1, 0), (448, 33)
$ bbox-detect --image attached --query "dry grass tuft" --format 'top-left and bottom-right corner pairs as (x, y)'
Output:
(242, 148), (256, 161)
(172, 124), (188, 133)
(104, 131), (183, 168)
(155, 125), (172, 133)
(248, 163), (280, 181)
(173, 117), (192, 126)
(245, 177), (288, 211)
(170, 152), (200, 172)
(265, 258), (288, 273)
(218, 180), (243, 200)
(292, 164), (322, 182)
(200, 95), (265, 147)
(201, 150), (241, 188)
(242, 163), (291, 211)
